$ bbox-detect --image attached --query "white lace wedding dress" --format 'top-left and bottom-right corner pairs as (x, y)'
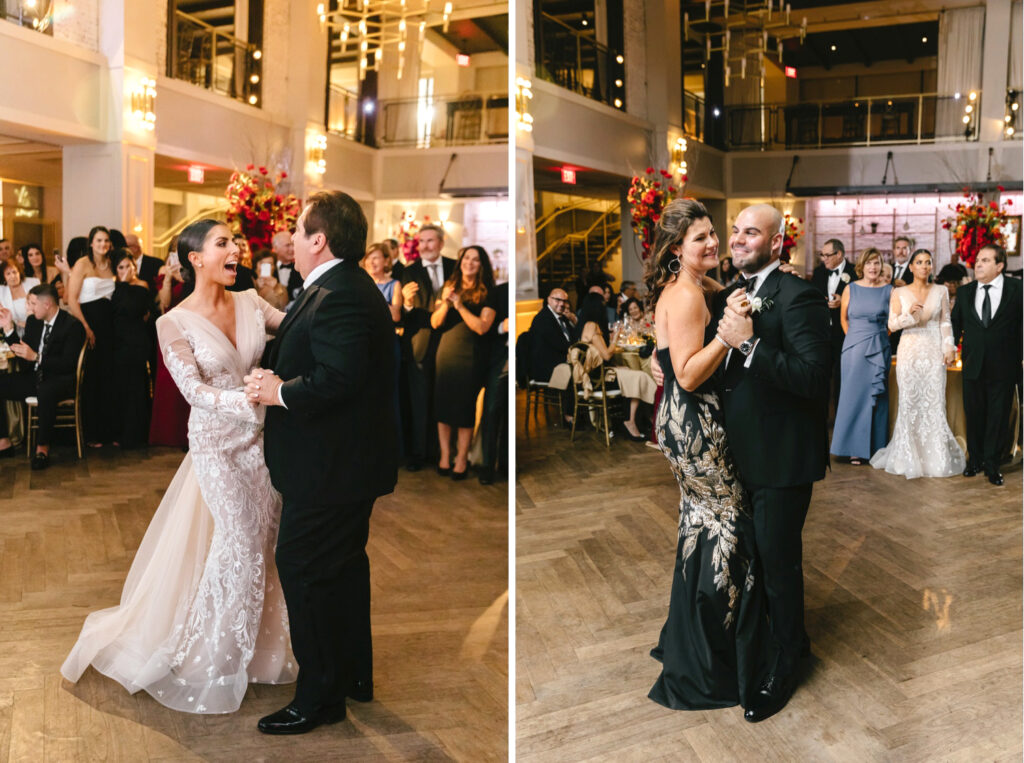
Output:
(870, 284), (966, 479)
(61, 289), (297, 713)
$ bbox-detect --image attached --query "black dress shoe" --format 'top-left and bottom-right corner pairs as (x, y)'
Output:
(0, 446), (15, 459)
(744, 673), (796, 723)
(347, 679), (373, 702)
(478, 467), (495, 485)
(257, 703), (345, 735)
(987, 471), (1004, 486)
(30, 453), (50, 471)
(963, 464), (979, 477)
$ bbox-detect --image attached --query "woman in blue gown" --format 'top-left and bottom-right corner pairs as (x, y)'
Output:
(830, 248), (893, 464)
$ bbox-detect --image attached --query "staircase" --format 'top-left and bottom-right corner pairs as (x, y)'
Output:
(152, 202), (230, 258)
(535, 202), (621, 295)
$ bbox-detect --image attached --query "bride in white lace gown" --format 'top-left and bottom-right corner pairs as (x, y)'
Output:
(871, 249), (966, 479)
(62, 221), (297, 714)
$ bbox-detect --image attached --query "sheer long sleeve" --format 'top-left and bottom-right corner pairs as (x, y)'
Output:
(888, 292), (919, 331)
(156, 315), (260, 425)
(939, 288), (955, 350)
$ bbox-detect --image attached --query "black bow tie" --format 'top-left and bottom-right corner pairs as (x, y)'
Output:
(739, 275), (757, 292)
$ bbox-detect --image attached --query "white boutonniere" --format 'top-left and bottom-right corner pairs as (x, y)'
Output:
(750, 296), (774, 314)
(840, 272), (851, 283)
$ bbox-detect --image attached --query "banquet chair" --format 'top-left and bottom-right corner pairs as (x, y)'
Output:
(568, 342), (623, 448)
(517, 330), (564, 432)
(25, 341), (87, 459)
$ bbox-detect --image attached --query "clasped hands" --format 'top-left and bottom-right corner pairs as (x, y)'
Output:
(718, 288), (755, 349)
(243, 368), (284, 407)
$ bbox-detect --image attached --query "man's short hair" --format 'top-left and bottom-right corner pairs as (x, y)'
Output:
(418, 223), (445, 242)
(303, 190), (368, 261)
(893, 235), (914, 247)
(980, 243), (1007, 266)
(621, 280), (636, 291)
(823, 238), (845, 255)
(29, 282), (58, 303)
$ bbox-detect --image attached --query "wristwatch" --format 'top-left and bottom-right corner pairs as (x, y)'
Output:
(736, 337), (757, 356)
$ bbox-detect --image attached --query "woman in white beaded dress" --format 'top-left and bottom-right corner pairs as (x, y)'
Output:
(870, 248), (966, 478)
(62, 220), (297, 713)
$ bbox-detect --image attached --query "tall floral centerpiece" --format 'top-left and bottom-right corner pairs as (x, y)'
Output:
(225, 164), (302, 251)
(942, 187), (1012, 269)
(395, 210), (433, 263)
(780, 213), (803, 263)
(627, 168), (678, 260)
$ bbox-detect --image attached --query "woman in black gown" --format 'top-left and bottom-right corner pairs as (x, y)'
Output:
(430, 246), (497, 480)
(110, 249), (152, 448)
(646, 199), (768, 711)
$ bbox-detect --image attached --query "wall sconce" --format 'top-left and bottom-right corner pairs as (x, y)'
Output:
(962, 91), (978, 139)
(1005, 89), (1020, 138)
(131, 77), (157, 131)
(515, 77), (534, 133)
(307, 132), (327, 175)
(672, 136), (688, 178)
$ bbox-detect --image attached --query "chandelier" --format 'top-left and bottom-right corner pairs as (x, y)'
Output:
(684, 0), (806, 86)
(317, 0), (453, 81)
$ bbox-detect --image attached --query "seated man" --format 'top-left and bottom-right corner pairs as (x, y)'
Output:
(0, 283), (86, 469)
(528, 287), (576, 424)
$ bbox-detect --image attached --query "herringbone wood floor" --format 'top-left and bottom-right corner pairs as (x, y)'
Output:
(0, 446), (507, 762)
(516, 391), (1023, 762)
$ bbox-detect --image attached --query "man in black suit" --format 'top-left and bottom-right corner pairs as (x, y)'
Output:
(890, 235), (914, 285)
(811, 238), (856, 416)
(244, 191), (398, 734)
(272, 230), (305, 304)
(0, 283), (86, 469)
(950, 244), (1023, 486)
(527, 286), (576, 423)
(398, 223), (454, 470)
(478, 280), (508, 485)
(124, 233), (163, 294)
(716, 204), (831, 723)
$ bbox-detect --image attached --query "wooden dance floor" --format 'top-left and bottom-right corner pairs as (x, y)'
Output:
(0, 446), (507, 761)
(516, 392), (1022, 761)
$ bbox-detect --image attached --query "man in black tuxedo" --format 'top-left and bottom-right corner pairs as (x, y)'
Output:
(716, 204), (831, 723)
(951, 244), (1023, 486)
(124, 233), (163, 294)
(890, 235), (914, 285)
(398, 223), (454, 470)
(528, 287), (575, 383)
(272, 230), (305, 304)
(0, 283), (85, 469)
(810, 238), (856, 416)
(244, 191), (398, 734)
(478, 280), (508, 485)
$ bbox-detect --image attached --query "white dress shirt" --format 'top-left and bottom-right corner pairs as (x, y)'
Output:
(974, 273), (1004, 322)
(892, 260), (909, 283)
(734, 258), (781, 368)
(35, 312), (59, 370)
(826, 267), (844, 296)
(277, 262), (294, 288)
(422, 258), (444, 293)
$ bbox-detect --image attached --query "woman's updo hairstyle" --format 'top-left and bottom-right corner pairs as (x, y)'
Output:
(177, 219), (222, 284)
(644, 198), (712, 307)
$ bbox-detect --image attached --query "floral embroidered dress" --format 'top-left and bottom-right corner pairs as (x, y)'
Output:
(62, 290), (296, 713)
(648, 343), (768, 711)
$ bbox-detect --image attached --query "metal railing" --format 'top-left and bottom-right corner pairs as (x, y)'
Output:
(536, 204), (621, 286)
(724, 93), (982, 150)
(167, 10), (262, 106)
(535, 13), (625, 111)
(327, 89), (508, 147)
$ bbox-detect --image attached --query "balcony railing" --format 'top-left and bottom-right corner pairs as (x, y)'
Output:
(535, 13), (625, 112)
(724, 93), (981, 150)
(167, 10), (262, 106)
(327, 89), (508, 148)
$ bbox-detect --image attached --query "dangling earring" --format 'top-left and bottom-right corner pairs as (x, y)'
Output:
(668, 257), (681, 274)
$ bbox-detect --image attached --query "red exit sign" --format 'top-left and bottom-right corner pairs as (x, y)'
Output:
(785, 66), (798, 79)
(187, 165), (205, 184)
(561, 167), (577, 184)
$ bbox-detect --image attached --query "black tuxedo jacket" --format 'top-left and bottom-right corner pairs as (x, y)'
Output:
(528, 306), (571, 382)
(714, 269), (831, 488)
(400, 257), (455, 363)
(3, 310), (86, 382)
(275, 263), (304, 303)
(264, 259), (398, 505)
(811, 260), (857, 342)
(891, 261), (915, 285)
(950, 277), (1023, 382)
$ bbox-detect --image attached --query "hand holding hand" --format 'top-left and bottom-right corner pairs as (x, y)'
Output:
(11, 342), (37, 362)
(725, 287), (752, 316)
(944, 350), (956, 367)
(718, 308), (754, 348)
(243, 367), (283, 407)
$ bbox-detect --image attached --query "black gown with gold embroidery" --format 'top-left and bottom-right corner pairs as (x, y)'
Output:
(648, 346), (769, 710)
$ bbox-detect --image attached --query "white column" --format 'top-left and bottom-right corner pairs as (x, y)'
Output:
(980, 0), (1012, 142)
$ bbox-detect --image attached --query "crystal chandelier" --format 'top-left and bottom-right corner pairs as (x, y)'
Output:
(317, 0), (453, 81)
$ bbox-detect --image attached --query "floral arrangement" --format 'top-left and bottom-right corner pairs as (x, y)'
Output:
(780, 213), (803, 263)
(395, 210), (433, 263)
(942, 186), (1012, 269)
(225, 164), (302, 252)
(627, 168), (678, 259)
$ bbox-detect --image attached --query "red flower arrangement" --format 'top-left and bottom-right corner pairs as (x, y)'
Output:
(395, 210), (433, 263)
(627, 168), (679, 259)
(225, 164), (302, 252)
(941, 187), (1012, 269)
(780, 213), (804, 263)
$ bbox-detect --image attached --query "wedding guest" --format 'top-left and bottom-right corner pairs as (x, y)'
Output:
(871, 249), (965, 478)
(399, 223), (454, 470)
(253, 251), (288, 309)
(935, 263), (969, 308)
(811, 238), (856, 415)
(108, 229), (127, 250)
(0, 283), (86, 468)
(110, 250), (152, 449)
(68, 225), (117, 446)
(0, 239), (11, 260)
(717, 255), (738, 285)
(149, 236), (189, 449)
(600, 283), (618, 325)
(431, 245), (497, 479)
(362, 243), (403, 322)
(272, 229), (303, 303)
(65, 237), (89, 268)
(22, 244), (57, 284)
(890, 236), (914, 285)
(951, 244), (1023, 485)
(478, 280), (508, 485)
(124, 233), (162, 295)
(830, 248), (893, 464)
(233, 234), (253, 270)
(881, 262), (894, 283)
(381, 239), (404, 281)
(621, 297), (652, 337)
(527, 287), (574, 382)
(0, 256), (41, 337)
